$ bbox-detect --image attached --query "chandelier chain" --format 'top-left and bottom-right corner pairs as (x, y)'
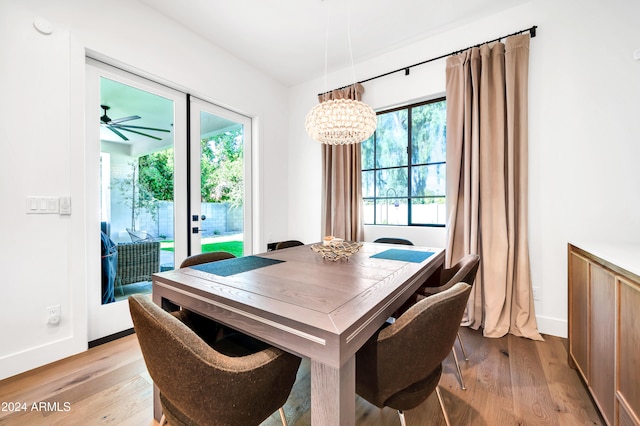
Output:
(305, 0), (377, 145)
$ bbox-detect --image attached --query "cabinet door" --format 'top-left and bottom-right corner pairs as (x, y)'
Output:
(618, 277), (640, 425)
(589, 263), (615, 425)
(569, 251), (589, 378)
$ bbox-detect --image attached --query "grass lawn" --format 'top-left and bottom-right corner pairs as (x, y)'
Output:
(161, 240), (244, 258)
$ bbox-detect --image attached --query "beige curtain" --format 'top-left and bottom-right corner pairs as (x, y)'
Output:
(445, 34), (542, 340)
(320, 83), (365, 241)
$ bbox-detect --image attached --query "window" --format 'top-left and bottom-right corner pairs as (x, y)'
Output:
(362, 98), (446, 226)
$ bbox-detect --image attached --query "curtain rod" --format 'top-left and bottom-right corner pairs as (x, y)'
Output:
(318, 25), (537, 96)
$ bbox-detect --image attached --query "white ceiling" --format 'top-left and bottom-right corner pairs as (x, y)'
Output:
(100, 0), (528, 147)
(139, 0), (529, 87)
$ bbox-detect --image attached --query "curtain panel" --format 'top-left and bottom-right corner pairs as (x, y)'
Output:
(320, 84), (365, 241)
(445, 34), (542, 340)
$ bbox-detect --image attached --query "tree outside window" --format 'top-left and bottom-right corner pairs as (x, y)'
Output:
(362, 97), (446, 226)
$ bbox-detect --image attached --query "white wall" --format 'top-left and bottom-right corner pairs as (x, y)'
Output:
(0, 0), (290, 380)
(2, 0), (639, 380)
(288, 0), (640, 337)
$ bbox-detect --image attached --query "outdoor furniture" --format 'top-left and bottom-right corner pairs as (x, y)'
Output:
(101, 231), (118, 304)
(115, 241), (161, 292)
(126, 227), (156, 242)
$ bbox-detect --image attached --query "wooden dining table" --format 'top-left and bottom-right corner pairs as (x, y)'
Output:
(151, 242), (444, 426)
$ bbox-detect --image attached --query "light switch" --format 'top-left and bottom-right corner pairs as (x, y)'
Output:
(47, 198), (59, 213)
(26, 196), (60, 214)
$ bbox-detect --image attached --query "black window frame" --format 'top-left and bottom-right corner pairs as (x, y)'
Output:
(362, 96), (446, 227)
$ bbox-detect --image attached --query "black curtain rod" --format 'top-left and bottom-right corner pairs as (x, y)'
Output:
(319, 25), (537, 96)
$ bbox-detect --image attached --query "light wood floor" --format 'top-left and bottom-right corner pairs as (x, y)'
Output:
(0, 327), (603, 425)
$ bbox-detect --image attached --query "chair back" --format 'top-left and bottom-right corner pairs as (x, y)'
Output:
(129, 294), (300, 426)
(356, 282), (472, 409)
(439, 253), (480, 290)
(373, 237), (414, 246)
(126, 227), (155, 242)
(274, 240), (304, 250)
(180, 251), (236, 268)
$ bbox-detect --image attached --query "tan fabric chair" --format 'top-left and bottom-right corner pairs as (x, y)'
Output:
(177, 251), (238, 340)
(129, 294), (301, 426)
(356, 282), (472, 426)
(373, 237), (414, 246)
(179, 251), (236, 268)
(415, 253), (480, 390)
(372, 238), (479, 390)
(417, 254), (480, 299)
(274, 240), (304, 250)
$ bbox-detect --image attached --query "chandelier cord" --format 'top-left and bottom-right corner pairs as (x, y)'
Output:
(323, 3), (330, 97)
(305, 0), (377, 145)
(346, 0), (357, 93)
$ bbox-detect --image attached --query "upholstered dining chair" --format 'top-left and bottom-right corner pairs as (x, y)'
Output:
(129, 294), (301, 426)
(415, 253), (481, 390)
(373, 237), (414, 246)
(274, 240), (304, 250)
(177, 251), (237, 338)
(179, 251), (236, 268)
(356, 282), (472, 426)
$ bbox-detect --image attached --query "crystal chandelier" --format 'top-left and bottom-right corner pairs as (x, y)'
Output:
(305, 97), (376, 145)
(305, 1), (377, 145)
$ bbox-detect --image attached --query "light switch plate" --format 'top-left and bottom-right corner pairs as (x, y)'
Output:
(26, 196), (59, 214)
(59, 197), (71, 215)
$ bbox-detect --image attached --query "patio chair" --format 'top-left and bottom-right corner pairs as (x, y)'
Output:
(126, 227), (156, 242)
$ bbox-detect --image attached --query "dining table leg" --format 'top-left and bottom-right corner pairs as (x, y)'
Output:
(310, 357), (356, 426)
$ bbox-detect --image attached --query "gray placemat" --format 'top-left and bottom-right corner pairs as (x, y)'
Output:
(189, 255), (284, 276)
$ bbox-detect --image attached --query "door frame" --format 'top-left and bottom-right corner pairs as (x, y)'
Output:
(188, 96), (253, 257)
(86, 58), (188, 341)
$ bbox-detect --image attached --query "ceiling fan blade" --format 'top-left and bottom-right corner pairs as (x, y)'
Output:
(113, 124), (171, 133)
(107, 125), (129, 141)
(116, 127), (163, 141)
(108, 115), (141, 124)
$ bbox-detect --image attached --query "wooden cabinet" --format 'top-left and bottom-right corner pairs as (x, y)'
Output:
(568, 244), (640, 426)
(568, 252), (589, 376)
(618, 277), (640, 426)
(589, 263), (616, 424)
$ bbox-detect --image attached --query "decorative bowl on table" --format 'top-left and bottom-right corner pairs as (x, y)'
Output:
(311, 241), (363, 261)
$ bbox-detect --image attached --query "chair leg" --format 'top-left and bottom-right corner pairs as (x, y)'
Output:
(457, 331), (468, 361)
(159, 414), (167, 426)
(278, 407), (288, 426)
(397, 409), (407, 426)
(435, 387), (451, 426)
(451, 347), (466, 390)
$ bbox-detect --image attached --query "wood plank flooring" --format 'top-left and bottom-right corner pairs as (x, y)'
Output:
(0, 327), (603, 425)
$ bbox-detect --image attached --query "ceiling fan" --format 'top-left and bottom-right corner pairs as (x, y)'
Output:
(100, 105), (170, 141)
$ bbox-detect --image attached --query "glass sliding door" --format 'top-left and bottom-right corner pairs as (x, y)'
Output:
(189, 97), (252, 258)
(87, 59), (187, 341)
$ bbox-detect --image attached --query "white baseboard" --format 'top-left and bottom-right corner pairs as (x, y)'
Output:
(0, 337), (86, 381)
(536, 315), (567, 338)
